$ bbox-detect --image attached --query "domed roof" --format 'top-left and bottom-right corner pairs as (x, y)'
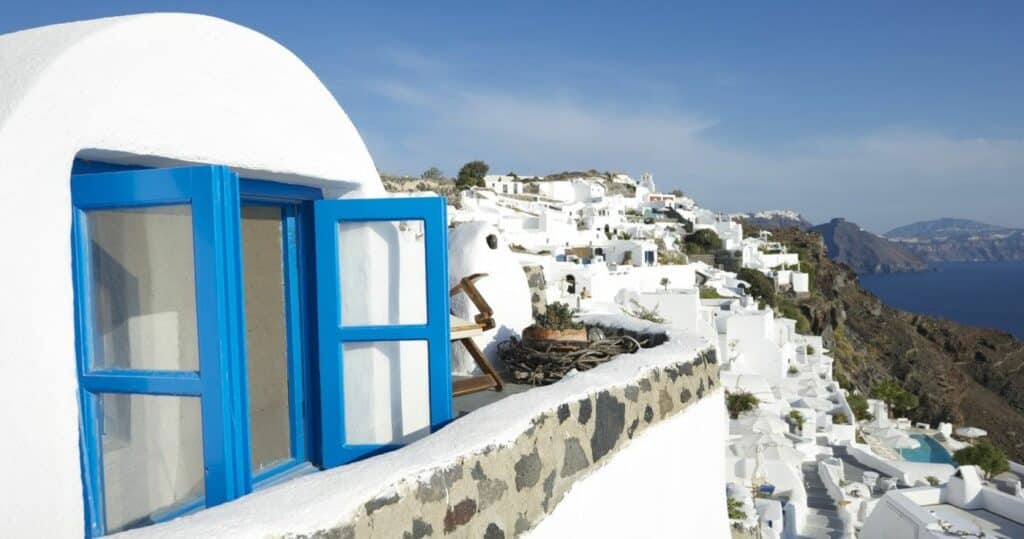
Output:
(0, 13), (382, 194)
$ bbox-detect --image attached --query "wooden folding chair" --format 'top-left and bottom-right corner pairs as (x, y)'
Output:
(450, 273), (505, 397)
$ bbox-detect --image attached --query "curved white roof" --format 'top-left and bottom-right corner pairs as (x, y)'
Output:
(0, 12), (382, 193)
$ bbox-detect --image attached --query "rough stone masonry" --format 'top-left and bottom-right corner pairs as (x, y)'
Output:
(290, 347), (719, 539)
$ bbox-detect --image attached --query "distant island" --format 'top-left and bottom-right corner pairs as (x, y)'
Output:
(741, 214), (1024, 275)
(886, 217), (1024, 264)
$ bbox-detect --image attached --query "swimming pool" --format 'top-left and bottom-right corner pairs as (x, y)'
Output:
(902, 434), (956, 465)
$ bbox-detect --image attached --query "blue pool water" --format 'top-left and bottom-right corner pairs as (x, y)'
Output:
(902, 434), (955, 465)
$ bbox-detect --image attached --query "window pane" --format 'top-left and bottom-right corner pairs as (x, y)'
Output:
(338, 220), (426, 326)
(100, 393), (204, 533)
(342, 341), (430, 445)
(241, 205), (292, 474)
(86, 206), (199, 371)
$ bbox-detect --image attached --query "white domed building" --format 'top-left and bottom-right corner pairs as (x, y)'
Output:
(0, 14), (454, 536)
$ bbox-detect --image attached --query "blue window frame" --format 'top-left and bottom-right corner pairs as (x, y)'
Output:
(237, 179), (321, 486)
(72, 165), (247, 536)
(71, 163), (453, 536)
(313, 197), (452, 467)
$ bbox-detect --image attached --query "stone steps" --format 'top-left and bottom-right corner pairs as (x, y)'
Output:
(800, 461), (844, 538)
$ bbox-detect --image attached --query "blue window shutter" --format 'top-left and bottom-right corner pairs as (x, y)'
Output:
(313, 197), (453, 468)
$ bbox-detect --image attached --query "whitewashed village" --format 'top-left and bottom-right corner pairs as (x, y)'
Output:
(2, 13), (1023, 539)
(440, 168), (1024, 538)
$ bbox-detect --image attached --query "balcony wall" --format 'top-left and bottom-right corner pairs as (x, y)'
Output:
(121, 325), (725, 538)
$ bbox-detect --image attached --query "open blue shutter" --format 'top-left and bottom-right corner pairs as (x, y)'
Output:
(313, 197), (452, 467)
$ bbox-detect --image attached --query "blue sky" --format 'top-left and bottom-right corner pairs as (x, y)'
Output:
(4, 1), (1023, 231)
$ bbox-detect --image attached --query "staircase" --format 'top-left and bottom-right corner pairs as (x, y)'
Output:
(799, 461), (844, 538)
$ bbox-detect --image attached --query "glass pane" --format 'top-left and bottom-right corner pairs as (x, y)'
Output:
(338, 220), (426, 326)
(86, 206), (199, 371)
(241, 205), (292, 474)
(100, 393), (204, 533)
(342, 340), (430, 445)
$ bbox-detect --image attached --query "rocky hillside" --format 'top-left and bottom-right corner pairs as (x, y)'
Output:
(886, 218), (1024, 263)
(750, 225), (1024, 461)
(811, 218), (928, 274)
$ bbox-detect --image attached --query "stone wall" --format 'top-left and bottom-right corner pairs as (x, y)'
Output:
(295, 347), (719, 539)
(521, 264), (547, 317)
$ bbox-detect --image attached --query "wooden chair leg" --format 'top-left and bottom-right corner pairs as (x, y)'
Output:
(461, 337), (504, 392)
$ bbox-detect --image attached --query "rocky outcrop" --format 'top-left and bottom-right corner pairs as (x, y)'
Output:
(811, 218), (928, 274)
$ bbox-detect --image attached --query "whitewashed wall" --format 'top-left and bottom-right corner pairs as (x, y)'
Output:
(0, 14), (382, 536)
(528, 389), (729, 539)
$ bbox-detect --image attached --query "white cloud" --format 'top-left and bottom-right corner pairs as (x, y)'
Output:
(354, 72), (1024, 232)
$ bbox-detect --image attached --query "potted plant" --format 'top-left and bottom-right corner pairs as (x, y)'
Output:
(726, 391), (759, 419)
(522, 302), (587, 343)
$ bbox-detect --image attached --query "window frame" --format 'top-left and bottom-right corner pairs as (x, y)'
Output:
(312, 197), (453, 467)
(237, 179), (322, 486)
(71, 162), (452, 535)
(72, 165), (247, 536)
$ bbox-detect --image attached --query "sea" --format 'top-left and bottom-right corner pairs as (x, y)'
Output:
(859, 261), (1024, 340)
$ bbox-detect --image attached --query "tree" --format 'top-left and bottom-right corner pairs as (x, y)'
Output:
(846, 393), (873, 422)
(660, 277), (670, 290)
(420, 166), (444, 180)
(870, 379), (919, 416)
(953, 440), (1009, 479)
(456, 160), (489, 189)
(670, 189), (685, 198)
(737, 268), (776, 308)
(684, 229), (722, 254)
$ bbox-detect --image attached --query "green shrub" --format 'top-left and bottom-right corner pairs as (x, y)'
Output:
(870, 379), (919, 416)
(727, 497), (746, 520)
(778, 301), (811, 334)
(847, 393), (873, 422)
(700, 286), (724, 299)
(834, 371), (852, 391)
(726, 391), (759, 419)
(788, 410), (805, 432)
(926, 476), (940, 486)
(684, 229), (722, 254)
(534, 302), (583, 331)
(788, 366), (799, 376)
(953, 439), (1009, 479)
(832, 413), (850, 425)
(737, 268), (776, 307)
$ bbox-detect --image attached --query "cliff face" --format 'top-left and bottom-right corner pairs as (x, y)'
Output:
(753, 226), (1024, 460)
(886, 218), (1024, 263)
(811, 218), (928, 274)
